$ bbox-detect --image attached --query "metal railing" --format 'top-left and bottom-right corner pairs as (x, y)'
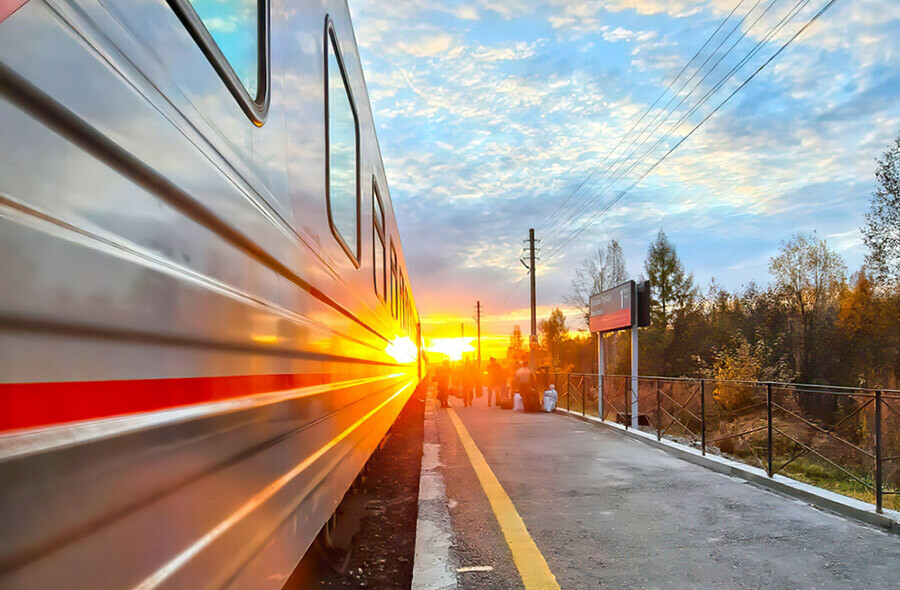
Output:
(551, 373), (900, 514)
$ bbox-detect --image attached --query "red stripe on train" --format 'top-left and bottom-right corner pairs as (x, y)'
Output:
(0, 0), (29, 23)
(0, 373), (329, 433)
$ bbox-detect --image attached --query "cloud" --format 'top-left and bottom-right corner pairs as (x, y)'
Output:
(393, 33), (458, 57)
(602, 26), (657, 43)
(603, 0), (706, 18)
(348, 0), (900, 327)
(471, 40), (545, 62)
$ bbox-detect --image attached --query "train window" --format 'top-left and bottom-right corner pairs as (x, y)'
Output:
(171, 0), (269, 124)
(390, 245), (398, 319)
(326, 23), (360, 264)
(373, 180), (386, 301)
(400, 276), (406, 330)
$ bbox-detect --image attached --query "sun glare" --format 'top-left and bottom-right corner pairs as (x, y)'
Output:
(425, 337), (476, 362)
(385, 336), (418, 363)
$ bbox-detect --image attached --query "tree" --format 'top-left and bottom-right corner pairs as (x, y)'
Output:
(640, 229), (699, 376)
(603, 239), (628, 287)
(539, 308), (568, 370)
(836, 271), (900, 388)
(700, 334), (795, 410)
(564, 240), (627, 327)
(565, 247), (604, 328)
(863, 134), (900, 284)
(644, 229), (696, 327)
(507, 325), (525, 364)
(768, 232), (846, 383)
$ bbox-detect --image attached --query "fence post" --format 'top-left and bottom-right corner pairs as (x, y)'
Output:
(600, 375), (604, 421)
(624, 377), (629, 430)
(875, 389), (883, 514)
(700, 380), (706, 456)
(766, 383), (773, 478)
(655, 379), (661, 441)
(565, 373), (569, 412)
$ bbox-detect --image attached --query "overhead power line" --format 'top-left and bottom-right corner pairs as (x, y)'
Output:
(542, 0), (778, 245)
(556, 0), (811, 239)
(535, 0), (750, 237)
(542, 0), (840, 263)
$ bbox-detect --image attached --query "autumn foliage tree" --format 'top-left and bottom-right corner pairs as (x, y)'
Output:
(507, 325), (525, 364)
(539, 308), (568, 371)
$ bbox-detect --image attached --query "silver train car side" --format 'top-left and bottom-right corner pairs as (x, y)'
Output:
(0, 0), (423, 587)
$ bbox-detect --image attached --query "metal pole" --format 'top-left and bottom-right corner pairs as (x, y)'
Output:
(597, 334), (604, 419)
(475, 301), (482, 377)
(766, 383), (773, 478)
(600, 375), (605, 421)
(700, 380), (706, 456)
(528, 228), (537, 371)
(875, 389), (883, 514)
(566, 373), (569, 412)
(656, 378), (661, 441)
(631, 324), (639, 429)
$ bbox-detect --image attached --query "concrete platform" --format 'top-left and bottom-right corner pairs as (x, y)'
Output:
(415, 394), (900, 589)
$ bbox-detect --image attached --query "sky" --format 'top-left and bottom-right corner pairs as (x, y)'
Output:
(347, 0), (900, 359)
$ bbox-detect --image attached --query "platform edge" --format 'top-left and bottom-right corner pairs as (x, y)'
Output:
(555, 408), (900, 535)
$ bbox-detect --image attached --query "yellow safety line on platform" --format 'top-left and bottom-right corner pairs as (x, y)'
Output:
(446, 408), (560, 590)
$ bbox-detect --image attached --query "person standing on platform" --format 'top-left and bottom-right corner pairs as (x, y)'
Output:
(436, 360), (451, 408)
(486, 357), (503, 407)
(514, 362), (536, 412)
(461, 359), (475, 407)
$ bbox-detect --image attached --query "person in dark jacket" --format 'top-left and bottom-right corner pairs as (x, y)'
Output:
(486, 357), (504, 407)
(436, 360), (451, 408)
(461, 359), (476, 407)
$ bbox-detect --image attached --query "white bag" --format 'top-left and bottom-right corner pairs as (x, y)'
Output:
(513, 393), (524, 412)
(542, 389), (558, 412)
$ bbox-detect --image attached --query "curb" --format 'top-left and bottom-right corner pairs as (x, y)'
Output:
(411, 391), (457, 590)
(556, 408), (900, 534)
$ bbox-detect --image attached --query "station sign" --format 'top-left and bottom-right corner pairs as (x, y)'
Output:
(589, 281), (635, 334)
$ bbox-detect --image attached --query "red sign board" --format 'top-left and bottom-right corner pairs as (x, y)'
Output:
(589, 281), (635, 333)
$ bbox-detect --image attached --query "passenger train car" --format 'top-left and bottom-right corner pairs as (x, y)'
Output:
(0, 0), (422, 587)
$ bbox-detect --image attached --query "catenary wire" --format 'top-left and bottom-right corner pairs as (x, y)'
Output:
(534, 0), (749, 236)
(542, 0), (778, 244)
(541, 0), (839, 263)
(541, 0), (813, 253)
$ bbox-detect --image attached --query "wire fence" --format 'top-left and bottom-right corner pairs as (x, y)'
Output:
(551, 373), (900, 513)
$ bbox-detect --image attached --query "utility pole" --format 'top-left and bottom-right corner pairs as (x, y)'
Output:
(519, 229), (539, 370)
(528, 229), (538, 370)
(474, 301), (482, 372)
(474, 301), (482, 394)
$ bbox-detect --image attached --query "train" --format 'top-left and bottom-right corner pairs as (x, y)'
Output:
(0, 0), (423, 587)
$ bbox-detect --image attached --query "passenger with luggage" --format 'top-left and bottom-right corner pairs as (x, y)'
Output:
(514, 362), (539, 412)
